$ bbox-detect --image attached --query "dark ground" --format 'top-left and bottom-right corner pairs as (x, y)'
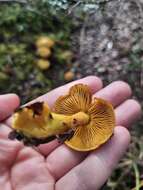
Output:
(72, 0), (142, 99)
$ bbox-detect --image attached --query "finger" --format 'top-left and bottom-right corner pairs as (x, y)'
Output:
(11, 147), (55, 190)
(0, 94), (20, 121)
(95, 81), (132, 107)
(0, 124), (23, 168)
(46, 144), (88, 180)
(32, 76), (103, 107)
(115, 99), (142, 128)
(0, 123), (11, 139)
(38, 139), (60, 157)
(56, 126), (130, 190)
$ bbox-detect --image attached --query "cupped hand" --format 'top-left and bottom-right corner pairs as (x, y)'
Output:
(0, 76), (141, 190)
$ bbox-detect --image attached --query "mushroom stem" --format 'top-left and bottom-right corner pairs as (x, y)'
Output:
(12, 109), (90, 139)
(71, 112), (90, 128)
(51, 111), (90, 131)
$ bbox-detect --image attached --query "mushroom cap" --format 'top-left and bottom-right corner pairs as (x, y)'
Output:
(36, 59), (50, 70)
(54, 84), (115, 151)
(37, 47), (51, 58)
(12, 102), (52, 138)
(54, 84), (92, 115)
(36, 37), (55, 48)
(64, 71), (75, 81)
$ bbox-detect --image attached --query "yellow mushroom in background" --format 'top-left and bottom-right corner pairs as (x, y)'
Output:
(36, 36), (55, 49)
(9, 84), (115, 151)
(64, 71), (75, 81)
(37, 47), (51, 58)
(59, 50), (73, 61)
(36, 59), (50, 70)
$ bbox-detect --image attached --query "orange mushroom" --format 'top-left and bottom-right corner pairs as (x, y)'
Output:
(54, 84), (115, 151)
(64, 71), (75, 81)
(9, 84), (115, 151)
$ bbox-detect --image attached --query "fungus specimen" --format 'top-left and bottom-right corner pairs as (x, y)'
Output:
(36, 59), (51, 70)
(9, 84), (115, 151)
(36, 47), (51, 58)
(35, 36), (55, 70)
(64, 70), (75, 81)
(36, 36), (55, 49)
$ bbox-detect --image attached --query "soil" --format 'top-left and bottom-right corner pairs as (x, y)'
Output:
(71, 0), (142, 101)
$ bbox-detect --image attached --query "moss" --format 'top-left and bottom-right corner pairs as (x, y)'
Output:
(0, 1), (73, 103)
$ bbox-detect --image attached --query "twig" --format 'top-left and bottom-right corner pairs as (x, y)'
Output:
(68, 1), (82, 15)
(131, 180), (143, 190)
(79, 13), (89, 55)
(112, 165), (132, 189)
(133, 163), (140, 190)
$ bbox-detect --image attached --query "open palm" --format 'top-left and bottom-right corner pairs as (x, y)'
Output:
(0, 76), (141, 190)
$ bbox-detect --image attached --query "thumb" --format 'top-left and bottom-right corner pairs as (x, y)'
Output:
(0, 94), (20, 121)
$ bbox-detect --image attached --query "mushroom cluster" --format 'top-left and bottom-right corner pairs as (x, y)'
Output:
(35, 36), (55, 70)
(9, 84), (115, 151)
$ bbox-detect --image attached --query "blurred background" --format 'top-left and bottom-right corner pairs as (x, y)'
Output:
(0, 0), (142, 189)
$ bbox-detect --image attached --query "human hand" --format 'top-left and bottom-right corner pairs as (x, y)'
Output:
(0, 76), (141, 190)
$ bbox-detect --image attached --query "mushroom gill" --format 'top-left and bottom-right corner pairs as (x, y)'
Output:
(54, 84), (92, 115)
(54, 84), (115, 151)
